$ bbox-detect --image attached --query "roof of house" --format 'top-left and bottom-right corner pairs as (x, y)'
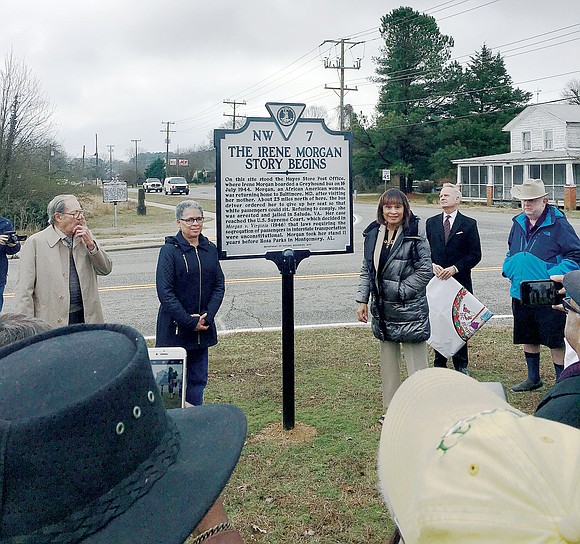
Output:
(453, 149), (580, 165)
(503, 103), (580, 131)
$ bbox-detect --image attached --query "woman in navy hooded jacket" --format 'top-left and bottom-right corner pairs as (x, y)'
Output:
(0, 216), (21, 311)
(155, 200), (225, 405)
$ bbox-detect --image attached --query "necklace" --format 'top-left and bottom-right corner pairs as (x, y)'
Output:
(384, 229), (397, 248)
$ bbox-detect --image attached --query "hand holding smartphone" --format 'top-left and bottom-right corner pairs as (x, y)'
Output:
(147, 347), (187, 409)
(520, 280), (565, 306)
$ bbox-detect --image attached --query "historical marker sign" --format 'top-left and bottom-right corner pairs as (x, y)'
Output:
(215, 102), (353, 259)
(102, 181), (128, 203)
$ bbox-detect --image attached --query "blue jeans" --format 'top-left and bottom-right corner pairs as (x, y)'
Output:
(185, 348), (208, 405)
(0, 284), (5, 312)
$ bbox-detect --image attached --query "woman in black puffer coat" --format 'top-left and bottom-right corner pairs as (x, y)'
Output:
(356, 188), (432, 411)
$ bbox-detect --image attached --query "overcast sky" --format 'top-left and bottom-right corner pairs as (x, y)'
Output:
(2, 0), (579, 160)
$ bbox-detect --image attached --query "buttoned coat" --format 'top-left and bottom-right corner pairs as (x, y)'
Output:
(155, 232), (225, 350)
(426, 211), (481, 293)
(14, 225), (112, 327)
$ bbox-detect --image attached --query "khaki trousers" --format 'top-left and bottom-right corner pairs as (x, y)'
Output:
(380, 340), (428, 409)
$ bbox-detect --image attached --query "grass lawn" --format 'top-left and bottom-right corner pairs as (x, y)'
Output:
(191, 322), (555, 543)
(79, 192), (216, 239)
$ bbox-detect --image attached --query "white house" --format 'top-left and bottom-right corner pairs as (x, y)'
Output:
(453, 104), (580, 206)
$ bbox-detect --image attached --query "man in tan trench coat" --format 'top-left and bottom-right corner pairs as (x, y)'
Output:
(14, 194), (112, 327)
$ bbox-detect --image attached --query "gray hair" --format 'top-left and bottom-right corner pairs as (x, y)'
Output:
(175, 200), (204, 221)
(441, 183), (462, 201)
(0, 313), (52, 348)
(47, 194), (75, 225)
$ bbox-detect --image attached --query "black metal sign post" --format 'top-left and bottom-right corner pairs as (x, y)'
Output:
(266, 249), (311, 430)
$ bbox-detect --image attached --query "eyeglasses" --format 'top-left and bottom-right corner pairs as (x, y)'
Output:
(562, 297), (580, 315)
(60, 210), (85, 219)
(180, 217), (204, 225)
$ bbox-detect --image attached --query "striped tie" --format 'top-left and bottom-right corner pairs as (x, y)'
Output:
(444, 215), (451, 242)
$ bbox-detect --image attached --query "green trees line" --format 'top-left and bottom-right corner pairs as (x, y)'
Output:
(351, 6), (532, 193)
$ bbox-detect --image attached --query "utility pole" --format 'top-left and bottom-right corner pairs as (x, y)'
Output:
(107, 145), (115, 180)
(223, 99), (246, 129)
(131, 138), (141, 185)
(95, 133), (99, 184)
(322, 38), (362, 130)
(160, 122), (176, 179)
(82, 145), (86, 180)
(132, 138), (146, 216)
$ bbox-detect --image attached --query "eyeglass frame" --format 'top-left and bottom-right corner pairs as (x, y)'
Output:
(59, 210), (85, 219)
(179, 217), (204, 225)
(562, 297), (580, 316)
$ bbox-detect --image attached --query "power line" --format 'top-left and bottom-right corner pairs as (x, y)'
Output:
(173, 4), (577, 143)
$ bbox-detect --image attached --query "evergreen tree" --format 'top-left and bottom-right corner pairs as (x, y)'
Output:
(144, 158), (165, 179)
(372, 7), (454, 189)
(459, 44), (531, 115)
(435, 45), (532, 160)
(352, 11), (533, 187)
(375, 7), (454, 117)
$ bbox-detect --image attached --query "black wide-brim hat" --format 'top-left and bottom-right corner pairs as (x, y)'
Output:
(0, 323), (246, 544)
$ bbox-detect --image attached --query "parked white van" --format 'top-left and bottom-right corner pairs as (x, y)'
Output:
(163, 176), (189, 195)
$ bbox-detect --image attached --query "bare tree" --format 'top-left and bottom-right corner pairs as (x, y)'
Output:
(561, 78), (580, 105)
(0, 51), (54, 192)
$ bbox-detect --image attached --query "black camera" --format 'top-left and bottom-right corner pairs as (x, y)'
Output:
(4, 231), (26, 244)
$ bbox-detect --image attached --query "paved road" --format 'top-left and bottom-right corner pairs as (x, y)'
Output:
(7, 190), (580, 338)
(3, 201), (542, 338)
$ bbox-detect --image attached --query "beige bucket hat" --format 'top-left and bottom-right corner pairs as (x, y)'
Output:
(510, 179), (548, 200)
(378, 368), (580, 544)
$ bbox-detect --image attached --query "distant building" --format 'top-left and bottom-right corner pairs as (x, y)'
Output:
(453, 104), (580, 206)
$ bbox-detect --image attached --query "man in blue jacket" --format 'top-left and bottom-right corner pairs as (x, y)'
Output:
(503, 179), (580, 392)
(0, 216), (21, 312)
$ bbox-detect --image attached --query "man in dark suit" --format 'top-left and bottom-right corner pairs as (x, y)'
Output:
(426, 183), (482, 374)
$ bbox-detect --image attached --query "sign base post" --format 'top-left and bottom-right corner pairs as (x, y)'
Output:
(265, 249), (311, 430)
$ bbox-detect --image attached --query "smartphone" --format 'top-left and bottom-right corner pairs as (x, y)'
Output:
(520, 280), (564, 306)
(2, 231), (26, 242)
(147, 347), (187, 409)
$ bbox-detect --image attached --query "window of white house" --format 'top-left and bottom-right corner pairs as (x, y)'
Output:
(544, 129), (554, 150)
(568, 124), (580, 148)
(522, 131), (532, 151)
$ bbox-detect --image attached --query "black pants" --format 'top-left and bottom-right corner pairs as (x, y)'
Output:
(434, 343), (468, 370)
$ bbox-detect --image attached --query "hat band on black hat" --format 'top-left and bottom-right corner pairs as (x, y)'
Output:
(1, 421), (180, 544)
